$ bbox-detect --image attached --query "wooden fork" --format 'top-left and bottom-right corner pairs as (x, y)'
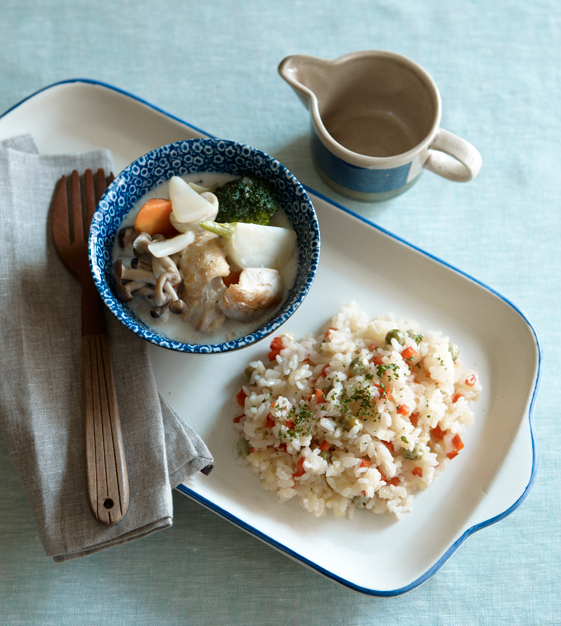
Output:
(52, 169), (129, 525)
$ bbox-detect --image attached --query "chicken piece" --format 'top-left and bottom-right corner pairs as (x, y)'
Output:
(219, 268), (284, 322)
(179, 232), (230, 299)
(189, 277), (228, 333)
(179, 232), (231, 333)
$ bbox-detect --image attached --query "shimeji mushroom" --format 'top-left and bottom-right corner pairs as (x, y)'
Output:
(135, 239), (187, 315)
(118, 226), (136, 249)
(132, 231), (157, 261)
(110, 259), (157, 302)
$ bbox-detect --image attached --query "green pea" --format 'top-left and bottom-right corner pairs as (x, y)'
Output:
(237, 438), (251, 459)
(385, 329), (406, 346)
(343, 416), (363, 432)
(349, 355), (369, 376)
(319, 450), (331, 462)
(448, 342), (459, 362)
(402, 443), (423, 460)
(352, 495), (369, 509)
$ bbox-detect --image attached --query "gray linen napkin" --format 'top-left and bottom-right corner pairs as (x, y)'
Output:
(0, 135), (213, 562)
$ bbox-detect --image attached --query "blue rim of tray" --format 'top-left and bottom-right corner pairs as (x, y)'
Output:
(0, 78), (541, 597)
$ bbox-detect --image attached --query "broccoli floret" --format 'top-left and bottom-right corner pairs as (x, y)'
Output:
(214, 175), (280, 225)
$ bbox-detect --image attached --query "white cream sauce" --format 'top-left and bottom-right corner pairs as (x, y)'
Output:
(113, 172), (299, 345)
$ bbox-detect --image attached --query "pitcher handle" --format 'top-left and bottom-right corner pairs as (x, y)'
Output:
(424, 129), (482, 182)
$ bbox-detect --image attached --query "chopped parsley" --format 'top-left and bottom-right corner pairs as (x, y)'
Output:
(376, 363), (400, 380)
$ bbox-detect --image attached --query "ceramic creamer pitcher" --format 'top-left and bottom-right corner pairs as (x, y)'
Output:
(279, 51), (482, 201)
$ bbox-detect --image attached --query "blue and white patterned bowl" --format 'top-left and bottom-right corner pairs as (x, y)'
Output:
(88, 138), (320, 353)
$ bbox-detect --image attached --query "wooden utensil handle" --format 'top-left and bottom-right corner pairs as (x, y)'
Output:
(82, 334), (129, 525)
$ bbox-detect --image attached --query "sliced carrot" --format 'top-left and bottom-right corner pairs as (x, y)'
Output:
(446, 450), (459, 460)
(453, 393), (463, 403)
(319, 440), (331, 451)
(134, 198), (178, 238)
(266, 416), (275, 429)
(372, 356), (384, 366)
(410, 412), (419, 426)
(389, 476), (401, 486)
(397, 404), (410, 416)
(376, 466), (387, 481)
(401, 347), (418, 361)
(278, 442), (287, 451)
(412, 467), (423, 477)
(233, 415), (244, 423)
(236, 389), (247, 407)
(360, 458), (371, 468)
(285, 420), (295, 430)
(223, 271), (241, 287)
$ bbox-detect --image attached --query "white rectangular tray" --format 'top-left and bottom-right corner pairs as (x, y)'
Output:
(0, 80), (540, 596)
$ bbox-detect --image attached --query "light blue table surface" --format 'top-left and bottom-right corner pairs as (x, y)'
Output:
(1, 0), (559, 624)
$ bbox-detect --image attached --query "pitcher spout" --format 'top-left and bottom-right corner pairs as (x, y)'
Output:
(278, 55), (334, 110)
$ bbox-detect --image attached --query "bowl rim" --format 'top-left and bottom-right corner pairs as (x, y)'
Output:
(88, 137), (321, 353)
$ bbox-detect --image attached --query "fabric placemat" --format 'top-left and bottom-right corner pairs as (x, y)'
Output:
(0, 134), (213, 562)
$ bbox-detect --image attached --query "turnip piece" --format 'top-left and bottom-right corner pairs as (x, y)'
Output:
(169, 176), (215, 223)
(170, 192), (219, 233)
(188, 181), (212, 193)
(199, 221), (296, 269)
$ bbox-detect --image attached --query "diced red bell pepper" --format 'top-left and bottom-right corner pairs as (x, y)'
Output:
(397, 404), (410, 416)
(233, 415), (244, 423)
(360, 458), (371, 468)
(446, 450), (459, 460)
(410, 412), (419, 426)
(266, 416), (275, 429)
(453, 393), (463, 403)
(389, 477), (401, 486)
(285, 420), (295, 430)
(412, 466), (423, 477)
(319, 440), (331, 451)
(373, 356), (384, 366)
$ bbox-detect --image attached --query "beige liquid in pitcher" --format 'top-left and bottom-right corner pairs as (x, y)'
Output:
(324, 110), (419, 158)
